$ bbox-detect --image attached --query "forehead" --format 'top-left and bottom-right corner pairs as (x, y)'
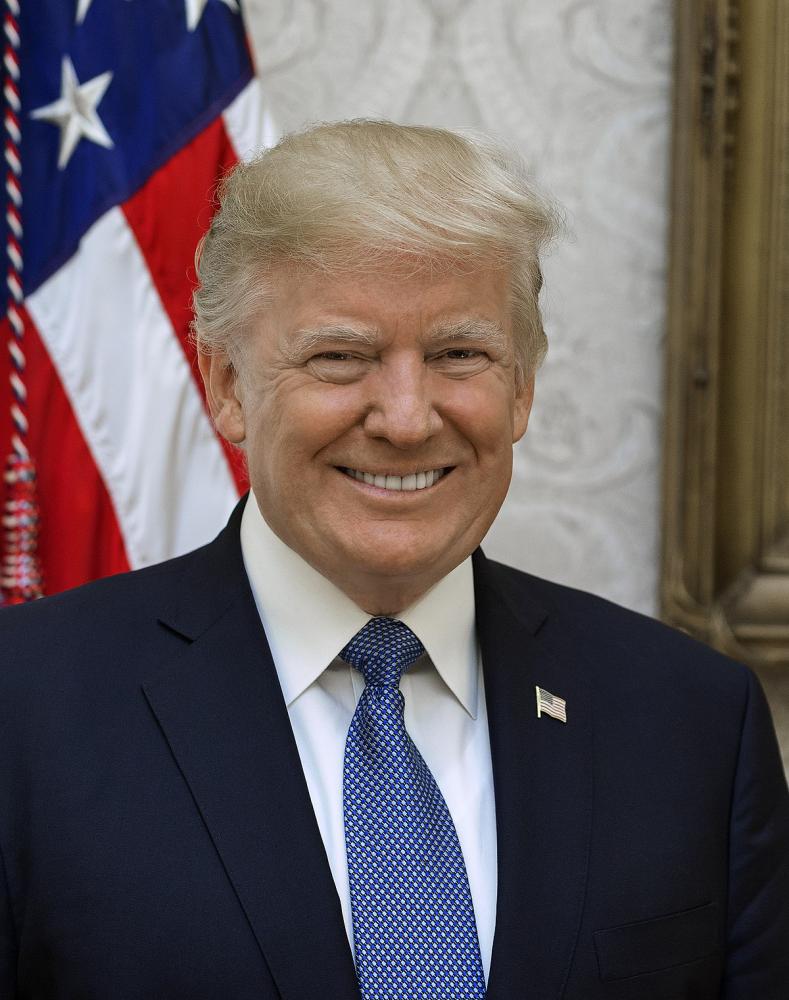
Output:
(263, 259), (514, 336)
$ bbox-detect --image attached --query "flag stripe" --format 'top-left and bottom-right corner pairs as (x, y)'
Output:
(536, 686), (567, 722)
(26, 206), (238, 570)
(20, 3), (254, 298)
(6, 4), (269, 602)
(122, 116), (248, 494)
(222, 76), (277, 162)
(0, 310), (130, 592)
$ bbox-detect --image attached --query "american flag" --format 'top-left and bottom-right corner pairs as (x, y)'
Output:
(0, 0), (273, 603)
(536, 686), (567, 723)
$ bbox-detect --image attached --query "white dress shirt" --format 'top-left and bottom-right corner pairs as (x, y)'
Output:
(240, 492), (498, 980)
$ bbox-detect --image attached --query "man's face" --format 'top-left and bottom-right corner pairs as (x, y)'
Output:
(202, 260), (534, 611)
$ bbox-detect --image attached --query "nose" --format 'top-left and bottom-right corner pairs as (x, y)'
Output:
(362, 355), (442, 448)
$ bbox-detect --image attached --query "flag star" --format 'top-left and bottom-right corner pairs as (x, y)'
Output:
(31, 57), (114, 170)
(75, 0), (94, 24)
(185, 0), (239, 32)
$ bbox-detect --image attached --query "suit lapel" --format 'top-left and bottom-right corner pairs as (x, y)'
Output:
(474, 550), (593, 1000)
(140, 507), (592, 1000)
(143, 506), (359, 1000)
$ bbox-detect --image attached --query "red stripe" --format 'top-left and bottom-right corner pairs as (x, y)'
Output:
(122, 117), (248, 493)
(0, 309), (130, 596)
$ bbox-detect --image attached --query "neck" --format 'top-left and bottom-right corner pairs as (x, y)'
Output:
(328, 571), (438, 617)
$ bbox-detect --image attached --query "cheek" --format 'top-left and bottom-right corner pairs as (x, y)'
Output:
(443, 382), (516, 455)
(246, 385), (362, 474)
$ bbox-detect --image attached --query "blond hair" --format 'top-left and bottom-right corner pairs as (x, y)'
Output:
(192, 119), (560, 381)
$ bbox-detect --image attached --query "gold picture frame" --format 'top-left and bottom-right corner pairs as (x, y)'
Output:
(661, 0), (789, 683)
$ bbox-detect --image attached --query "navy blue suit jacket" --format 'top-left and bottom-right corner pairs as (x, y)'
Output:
(1, 500), (788, 999)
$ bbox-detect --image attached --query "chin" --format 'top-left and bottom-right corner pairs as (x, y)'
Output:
(344, 536), (460, 583)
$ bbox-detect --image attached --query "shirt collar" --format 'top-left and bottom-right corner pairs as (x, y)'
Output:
(240, 492), (479, 718)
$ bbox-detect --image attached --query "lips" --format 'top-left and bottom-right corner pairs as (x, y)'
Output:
(339, 467), (449, 491)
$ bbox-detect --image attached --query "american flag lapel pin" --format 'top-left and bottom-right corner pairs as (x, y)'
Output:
(536, 685), (567, 723)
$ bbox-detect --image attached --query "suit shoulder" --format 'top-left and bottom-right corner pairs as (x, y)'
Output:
(0, 538), (233, 694)
(482, 555), (751, 696)
(0, 548), (194, 631)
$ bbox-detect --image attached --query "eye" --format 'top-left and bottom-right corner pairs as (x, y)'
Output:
(429, 346), (492, 379)
(444, 348), (483, 360)
(306, 350), (370, 383)
(314, 351), (354, 362)
(434, 348), (488, 364)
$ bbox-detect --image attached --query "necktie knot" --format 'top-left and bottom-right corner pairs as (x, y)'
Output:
(340, 617), (424, 688)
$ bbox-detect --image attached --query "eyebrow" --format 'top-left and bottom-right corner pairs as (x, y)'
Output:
(285, 318), (508, 358)
(284, 325), (379, 359)
(425, 319), (509, 349)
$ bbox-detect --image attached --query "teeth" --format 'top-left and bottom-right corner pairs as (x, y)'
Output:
(343, 467), (446, 492)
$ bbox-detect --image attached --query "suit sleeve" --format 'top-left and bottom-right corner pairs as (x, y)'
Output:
(0, 835), (18, 997)
(723, 668), (789, 999)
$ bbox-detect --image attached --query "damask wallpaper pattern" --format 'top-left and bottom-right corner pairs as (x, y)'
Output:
(243, 0), (673, 615)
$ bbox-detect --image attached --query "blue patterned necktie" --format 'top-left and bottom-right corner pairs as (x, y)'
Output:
(341, 616), (486, 1000)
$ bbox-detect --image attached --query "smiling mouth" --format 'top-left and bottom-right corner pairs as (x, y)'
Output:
(338, 466), (452, 492)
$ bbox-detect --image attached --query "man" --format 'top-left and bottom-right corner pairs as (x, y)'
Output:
(0, 121), (787, 999)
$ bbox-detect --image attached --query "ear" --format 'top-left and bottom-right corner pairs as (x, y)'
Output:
(512, 373), (535, 443)
(197, 347), (246, 444)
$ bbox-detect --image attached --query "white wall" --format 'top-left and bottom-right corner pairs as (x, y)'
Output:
(243, 0), (673, 615)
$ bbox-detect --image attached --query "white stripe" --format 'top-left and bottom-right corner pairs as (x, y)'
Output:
(10, 403), (26, 432)
(8, 335), (23, 363)
(3, 83), (19, 112)
(7, 239), (21, 270)
(10, 432), (27, 459)
(5, 176), (20, 205)
(4, 19), (19, 49)
(5, 114), (20, 144)
(3, 51), (19, 81)
(27, 207), (239, 569)
(222, 75), (277, 161)
(5, 145), (21, 174)
(6, 207), (21, 237)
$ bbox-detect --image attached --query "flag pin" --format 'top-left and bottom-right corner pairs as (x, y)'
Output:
(536, 686), (567, 723)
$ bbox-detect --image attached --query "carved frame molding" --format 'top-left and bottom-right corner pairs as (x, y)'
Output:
(661, 0), (789, 667)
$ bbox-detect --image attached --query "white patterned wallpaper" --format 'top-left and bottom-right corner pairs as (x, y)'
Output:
(243, 0), (673, 616)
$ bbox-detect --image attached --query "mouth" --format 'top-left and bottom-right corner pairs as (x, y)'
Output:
(337, 466), (453, 493)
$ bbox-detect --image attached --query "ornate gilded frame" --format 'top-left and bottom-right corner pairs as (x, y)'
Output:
(661, 0), (789, 667)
